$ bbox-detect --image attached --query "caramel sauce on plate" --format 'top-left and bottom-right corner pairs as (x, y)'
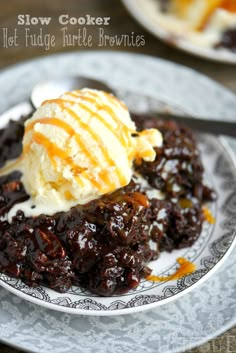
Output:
(202, 206), (216, 224)
(147, 257), (196, 282)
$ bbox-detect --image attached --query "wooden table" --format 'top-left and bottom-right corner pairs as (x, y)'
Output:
(0, 1), (235, 352)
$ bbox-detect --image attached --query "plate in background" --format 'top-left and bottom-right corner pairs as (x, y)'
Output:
(122, 0), (236, 64)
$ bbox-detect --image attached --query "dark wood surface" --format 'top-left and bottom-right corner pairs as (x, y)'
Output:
(0, 1), (235, 352)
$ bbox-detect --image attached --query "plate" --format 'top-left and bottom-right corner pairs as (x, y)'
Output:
(0, 51), (236, 352)
(0, 91), (236, 317)
(122, 0), (236, 64)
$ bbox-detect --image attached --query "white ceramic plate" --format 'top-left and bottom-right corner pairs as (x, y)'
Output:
(122, 0), (236, 64)
(0, 51), (236, 353)
(0, 64), (236, 318)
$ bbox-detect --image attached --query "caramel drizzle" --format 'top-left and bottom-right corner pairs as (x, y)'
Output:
(65, 91), (133, 152)
(25, 119), (115, 191)
(60, 102), (125, 188)
(83, 90), (135, 157)
(147, 258), (196, 282)
(25, 117), (98, 167)
(30, 131), (104, 191)
(25, 118), (92, 188)
(102, 91), (128, 112)
(32, 131), (79, 170)
(41, 98), (127, 187)
(25, 117), (74, 136)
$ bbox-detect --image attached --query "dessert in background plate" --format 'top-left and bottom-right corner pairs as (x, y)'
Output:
(0, 89), (215, 296)
(156, 0), (236, 51)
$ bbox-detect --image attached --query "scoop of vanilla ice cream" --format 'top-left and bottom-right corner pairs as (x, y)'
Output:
(14, 88), (162, 216)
